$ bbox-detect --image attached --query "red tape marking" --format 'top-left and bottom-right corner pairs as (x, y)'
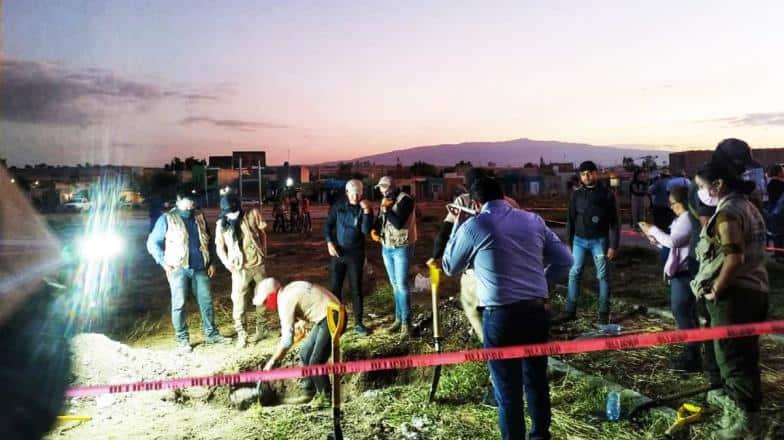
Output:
(65, 320), (784, 398)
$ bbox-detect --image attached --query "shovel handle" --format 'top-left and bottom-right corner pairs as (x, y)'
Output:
(428, 263), (441, 340)
(326, 302), (346, 339)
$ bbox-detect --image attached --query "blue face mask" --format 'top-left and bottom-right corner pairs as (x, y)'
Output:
(179, 209), (193, 219)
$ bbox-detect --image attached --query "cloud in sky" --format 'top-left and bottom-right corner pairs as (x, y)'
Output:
(179, 116), (287, 131)
(0, 59), (221, 127)
(707, 112), (784, 127)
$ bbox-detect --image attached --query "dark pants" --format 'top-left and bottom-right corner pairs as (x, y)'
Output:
(300, 319), (331, 394)
(670, 272), (700, 358)
(705, 287), (768, 411)
(329, 248), (365, 325)
(652, 206), (674, 232)
(483, 300), (551, 440)
(688, 257), (721, 385)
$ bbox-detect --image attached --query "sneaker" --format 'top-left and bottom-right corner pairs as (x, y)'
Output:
(550, 310), (576, 325)
(355, 323), (370, 337)
(204, 334), (232, 345)
(309, 391), (331, 409)
(235, 333), (247, 349)
(387, 320), (402, 332)
(176, 340), (192, 354)
(481, 386), (498, 408)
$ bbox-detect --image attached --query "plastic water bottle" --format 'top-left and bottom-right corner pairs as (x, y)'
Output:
(606, 391), (621, 421)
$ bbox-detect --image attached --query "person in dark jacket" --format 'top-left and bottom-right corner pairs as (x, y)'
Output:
(324, 179), (374, 336)
(554, 161), (620, 325)
(629, 169), (649, 228)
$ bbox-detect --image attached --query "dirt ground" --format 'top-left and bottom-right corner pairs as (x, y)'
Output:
(45, 202), (784, 439)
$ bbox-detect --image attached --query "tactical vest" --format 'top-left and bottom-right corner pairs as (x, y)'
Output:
(691, 193), (769, 296)
(382, 192), (417, 248)
(164, 209), (211, 269)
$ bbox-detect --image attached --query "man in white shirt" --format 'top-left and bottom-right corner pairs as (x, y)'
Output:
(254, 278), (341, 406)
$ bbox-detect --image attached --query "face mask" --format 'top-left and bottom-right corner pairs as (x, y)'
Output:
(697, 187), (718, 207)
(226, 211), (240, 221)
(263, 289), (279, 311)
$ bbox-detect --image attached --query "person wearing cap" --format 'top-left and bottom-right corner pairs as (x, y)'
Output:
(442, 176), (573, 440)
(373, 175), (417, 337)
(629, 168), (649, 229)
(554, 161), (620, 325)
(255, 278), (341, 407)
(215, 187), (268, 348)
(691, 154), (769, 438)
(147, 186), (230, 353)
(324, 179), (374, 336)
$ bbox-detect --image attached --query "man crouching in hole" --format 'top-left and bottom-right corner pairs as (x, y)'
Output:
(254, 277), (342, 408)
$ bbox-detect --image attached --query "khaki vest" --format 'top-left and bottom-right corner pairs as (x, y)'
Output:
(164, 209), (211, 269)
(382, 192), (417, 247)
(216, 208), (266, 270)
(691, 193), (769, 296)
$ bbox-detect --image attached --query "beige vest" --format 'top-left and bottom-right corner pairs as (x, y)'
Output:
(164, 209), (211, 268)
(216, 208), (266, 270)
(382, 192), (417, 247)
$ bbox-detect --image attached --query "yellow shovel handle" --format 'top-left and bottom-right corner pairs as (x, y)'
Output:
(326, 302), (346, 338)
(57, 415), (92, 422)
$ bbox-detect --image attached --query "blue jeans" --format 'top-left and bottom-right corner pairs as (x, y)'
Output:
(381, 245), (411, 323)
(299, 319), (331, 394)
(670, 272), (700, 357)
(166, 268), (219, 342)
(483, 300), (551, 440)
(567, 236), (610, 314)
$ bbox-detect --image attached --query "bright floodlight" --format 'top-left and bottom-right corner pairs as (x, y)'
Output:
(286, 177), (293, 187)
(77, 232), (124, 261)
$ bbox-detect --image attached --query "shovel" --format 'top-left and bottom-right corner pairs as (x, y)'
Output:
(427, 261), (443, 402)
(326, 302), (346, 440)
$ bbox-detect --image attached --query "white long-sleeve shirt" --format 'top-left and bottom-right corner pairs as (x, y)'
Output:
(649, 211), (692, 277)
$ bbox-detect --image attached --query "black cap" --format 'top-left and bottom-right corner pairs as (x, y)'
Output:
(219, 187), (241, 213)
(713, 138), (760, 174)
(578, 161), (598, 172)
(176, 183), (198, 200)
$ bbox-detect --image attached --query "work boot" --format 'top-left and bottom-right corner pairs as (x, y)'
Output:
(670, 351), (702, 373)
(387, 319), (402, 333)
(551, 310), (576, 324)
(481, 386), (498, 408)
(309, 391), (331, 410)
(247, 327), (267, 343)
(355, 323), (370, 337)
(596, 312), (610, 326)
(176, 340), (193, 354)
(706, 389), (728, 407)
(716, 407), (762, 439)
(204, 334), (232, 345)
(400, 322), (413, 340)
(283, 387), (316, 405)
(235, 332), (247, 349)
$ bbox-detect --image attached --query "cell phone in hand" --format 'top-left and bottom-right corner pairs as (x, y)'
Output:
(447, 203), (477, 216)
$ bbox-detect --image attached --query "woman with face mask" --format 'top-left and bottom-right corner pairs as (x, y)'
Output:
(639, 186), (700, 372)
(215, 187), (268, 348)
(691, 158), (769, 439)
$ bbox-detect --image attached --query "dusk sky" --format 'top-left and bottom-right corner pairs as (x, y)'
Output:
(2, 1), (783, 167)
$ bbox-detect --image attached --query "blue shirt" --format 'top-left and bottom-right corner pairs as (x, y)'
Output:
(442, 200), (573, 307)
(146, 211), (206, 270)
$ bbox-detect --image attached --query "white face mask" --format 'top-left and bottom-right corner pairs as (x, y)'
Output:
(176, 198), (195, 211)
(697, 187), (718, 207)
(226, 211), (240, 220)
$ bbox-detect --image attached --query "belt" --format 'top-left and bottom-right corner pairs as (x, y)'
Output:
(478, 298), (546, 312)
